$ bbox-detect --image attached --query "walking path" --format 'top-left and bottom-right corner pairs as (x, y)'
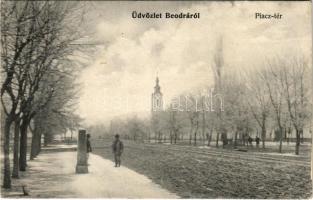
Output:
(2, 151), (178, 198)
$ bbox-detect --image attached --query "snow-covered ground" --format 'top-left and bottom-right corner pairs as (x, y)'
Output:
(2, 151), (178, 198)
(41, 144), (77, 149)
(198, 146), (211, 149)
(258, 152), (307, 158)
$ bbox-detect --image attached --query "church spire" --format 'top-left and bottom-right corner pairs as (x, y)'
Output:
(154, 76), (161, 93)
(151, 75), (163, 112)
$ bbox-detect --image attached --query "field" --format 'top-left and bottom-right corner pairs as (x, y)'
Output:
(92, 139), (312, 199)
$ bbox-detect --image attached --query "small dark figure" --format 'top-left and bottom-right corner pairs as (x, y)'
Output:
(22, 185), (29, 196)
(87, 134), (92, 153)
(222, 134), (228, 148)
(86, 134), (92, 163)
(255, 136), (260, 147)
(112, 134), (124, 167)
(248, 136), (253, 147)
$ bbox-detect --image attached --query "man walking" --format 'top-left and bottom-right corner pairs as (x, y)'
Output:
(255, 136), (260, 148)
(248, 136), (253, 147)
(86, 134), (92, 163)
(112, 134), (124, 167)
(87, 134), (92, 153)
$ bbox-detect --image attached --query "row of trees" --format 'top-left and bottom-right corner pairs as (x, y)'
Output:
(96, 40), (312, 156)
(1, 1), (84, 189)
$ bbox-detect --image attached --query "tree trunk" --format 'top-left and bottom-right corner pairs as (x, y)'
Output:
(193, 131), (197, 146)
(70, 130), (73, 141)
(234, 131), (238, 148)
(30, 127), (41, 160)
(44, 133), (49, 146)
(300, 129), (304, 144)
(33, 132), (42, 156)
(170, 130), (173, 144)
(3, 118), (12, 188)
(194, 122), (198, 146)
(216, 132), (220, 147)
(158, 134), (161, 143)
(278, 127), (283, 153)
(12, 119), (20, 178)
(19, 119), (29, 171)
(222, 132), (227, 149)
(174, 131), (177, 144)
(241, 133), (244, 146)
(287, 127), (291, 145)
(284, 127), (287, 140)
(194, 132), (196, 146)
(295, 129), (301, 155)
(202, 131), (205, 145)
(202, 111), (205, 145)
(261, 126), (266, 149)
(30, 134), (36, 160)
(207, 132), (212, 146)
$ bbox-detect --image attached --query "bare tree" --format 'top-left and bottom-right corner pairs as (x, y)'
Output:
(278, 57), (311, 154)
(15, 1), (85, 171)
(185, 95), (200, 146)
(151, 112), (163, 143)
(1, 1), (46, 185)
(167, 104), (183, 144)
(30, 71), (81, 159)
(1, 1), (87, 186)
(205, 111), (215, 146)
(210, 37), (224, 148)
(246, 71), (271, 149)
(221, 73), (252, 148)
(260, 58), (288, 153)
(259, 56), (312, 154)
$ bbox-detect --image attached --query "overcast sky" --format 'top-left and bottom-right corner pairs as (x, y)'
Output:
(77, 1), (311, 126)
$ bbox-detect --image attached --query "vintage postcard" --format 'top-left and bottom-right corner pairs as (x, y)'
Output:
(1, 1), (312, 199)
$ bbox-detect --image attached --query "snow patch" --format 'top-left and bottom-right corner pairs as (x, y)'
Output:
(198, 146), (211, 149)
(4, 151), (178, 198)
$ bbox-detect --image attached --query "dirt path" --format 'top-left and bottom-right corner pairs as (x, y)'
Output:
(2, 151), (178, 198)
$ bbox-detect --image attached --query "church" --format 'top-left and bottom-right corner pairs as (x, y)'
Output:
(151, 76), (163, 112)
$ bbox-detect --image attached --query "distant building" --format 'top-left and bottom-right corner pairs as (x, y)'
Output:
(151, 76), (163, 112)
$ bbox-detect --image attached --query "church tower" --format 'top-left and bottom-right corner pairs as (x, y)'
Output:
(151, 76), (163, 112)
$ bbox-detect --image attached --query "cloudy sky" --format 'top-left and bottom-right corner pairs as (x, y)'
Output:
(77, 1), (311, 126)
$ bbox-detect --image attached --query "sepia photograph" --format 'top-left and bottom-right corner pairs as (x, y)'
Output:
(1, 1), (312, 199)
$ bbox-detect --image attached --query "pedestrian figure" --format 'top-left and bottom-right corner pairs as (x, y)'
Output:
(86, 134), (92, 163)
(87, 134), (92, 152)
(255, 136), (260, 148)
(112, 134), (124, 167)
(248, 136), (253, 147)
(221, 133), (228, 148)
